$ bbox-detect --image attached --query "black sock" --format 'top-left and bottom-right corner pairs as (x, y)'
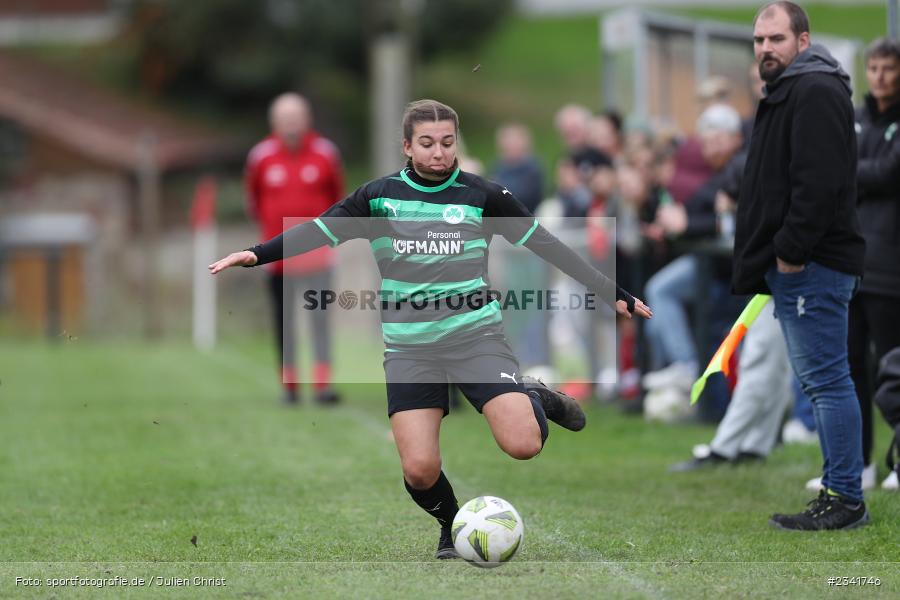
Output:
(404, 471), (459, 529)
(527, 390), (549, 445)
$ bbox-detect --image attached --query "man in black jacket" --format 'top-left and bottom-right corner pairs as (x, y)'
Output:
(846, 37), (900, 491)
(735, 2), (868, 530)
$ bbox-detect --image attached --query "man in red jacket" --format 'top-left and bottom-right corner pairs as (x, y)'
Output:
(245, 93), (344, 405)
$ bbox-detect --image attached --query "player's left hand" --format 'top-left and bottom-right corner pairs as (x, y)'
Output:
(616, 298), (652, 320)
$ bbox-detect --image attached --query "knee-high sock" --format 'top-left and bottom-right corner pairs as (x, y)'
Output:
(527, 390), (549, 445)
(404, 471), (459, 529)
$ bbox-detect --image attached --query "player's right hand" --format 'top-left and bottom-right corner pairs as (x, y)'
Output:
(616, 298), (652, 320)
(631, 298), (652, 319)
(208, 250), (257, 274)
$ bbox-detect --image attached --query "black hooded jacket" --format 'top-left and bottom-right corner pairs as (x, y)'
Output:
(732, 44), (866, 294)
(856, 93), (900, 298)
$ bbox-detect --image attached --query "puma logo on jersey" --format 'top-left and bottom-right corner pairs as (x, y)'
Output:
(384, 200), (398, 217)
(502, 188), (511, 195)
(500, 371), (518, 384)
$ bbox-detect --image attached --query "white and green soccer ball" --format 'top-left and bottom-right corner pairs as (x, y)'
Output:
(451, 496), (524, 568)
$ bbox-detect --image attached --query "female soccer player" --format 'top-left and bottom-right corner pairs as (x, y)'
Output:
(210, 99), (651, 559)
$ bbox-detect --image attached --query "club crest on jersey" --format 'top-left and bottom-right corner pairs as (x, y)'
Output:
(443, 205), (465, 224)
(300, 164), (320, 183)
(265, 164), (287, 186)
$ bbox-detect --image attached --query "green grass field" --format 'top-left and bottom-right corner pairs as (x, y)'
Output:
(0, 339), (897, 599)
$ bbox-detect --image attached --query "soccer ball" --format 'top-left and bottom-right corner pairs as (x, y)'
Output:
(451, 496), (524, 568)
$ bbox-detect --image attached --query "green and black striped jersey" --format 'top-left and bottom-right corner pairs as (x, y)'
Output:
(250, 163), (630, 352)
(315, 165), (536, 350)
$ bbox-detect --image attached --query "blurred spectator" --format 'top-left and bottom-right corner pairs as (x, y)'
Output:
(610, 163), (648, 257)
(641, 103), (745, 400)
(843, 37), (900, 491)
(874, 348), (900, 489)
(666, 135), (713, 205)
(552, 104), (593, 221)
(554, 104), (612, 182)
(579, 160), (619, 399)
(623, 116), (659, 155)
(491, 122), (550, 370)
(697, 76), (732, 109)
(587, 110), (624, 163)
(632, 141), (680, 273)
(490, 122), (545, 213)
(554, 103), (592, 154)
(245, 92), (343, 406)
(554, 156), (599, 220)
(599, 160), (648, 403)
(623, 138), (655, 185)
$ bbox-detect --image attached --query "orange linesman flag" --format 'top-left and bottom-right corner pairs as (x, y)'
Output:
(690, 294), (771, 405)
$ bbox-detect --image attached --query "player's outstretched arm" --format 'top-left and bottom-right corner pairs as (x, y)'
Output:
(486, 183), (651, 320)
(212, 186), (371, 276)
(208, 216), (338, 276)
(524, 226), (652, 320)
(208, 250), (258, 275)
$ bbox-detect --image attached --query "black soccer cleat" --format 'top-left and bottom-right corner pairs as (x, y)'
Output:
(768, 489), (870, 531)
(435, 526), (460, 560)
(522, 376), (586, 431)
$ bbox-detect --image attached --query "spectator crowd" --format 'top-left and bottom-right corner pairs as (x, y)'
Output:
(481, 38), (900, 492)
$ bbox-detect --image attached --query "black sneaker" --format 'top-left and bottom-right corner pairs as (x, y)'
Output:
(668, 452), (730, 472)
(435, 526), (459, 560)
(769, 490), (870, 531)
(733, 451), (765, 465)
(522, 376), (586, 431)
(315, 389), (341, 406)
(281, 389), (299, 406)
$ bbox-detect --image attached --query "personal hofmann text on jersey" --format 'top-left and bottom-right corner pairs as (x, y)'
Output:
(393, 231), (463, 255)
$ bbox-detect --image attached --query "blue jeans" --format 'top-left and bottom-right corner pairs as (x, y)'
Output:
(644, 255), (699, 371)
(792, 377), (816, 431)
(765, 261), (864, 502)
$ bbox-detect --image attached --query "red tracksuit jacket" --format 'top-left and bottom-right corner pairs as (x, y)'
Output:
(245, 131), (344, 274)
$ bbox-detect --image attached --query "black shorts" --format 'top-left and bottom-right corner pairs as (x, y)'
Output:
(384, 337), (525, 417)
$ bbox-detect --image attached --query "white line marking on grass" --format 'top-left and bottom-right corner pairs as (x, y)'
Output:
(344, 407), (393, 442)
(532, 527), (668, 600)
